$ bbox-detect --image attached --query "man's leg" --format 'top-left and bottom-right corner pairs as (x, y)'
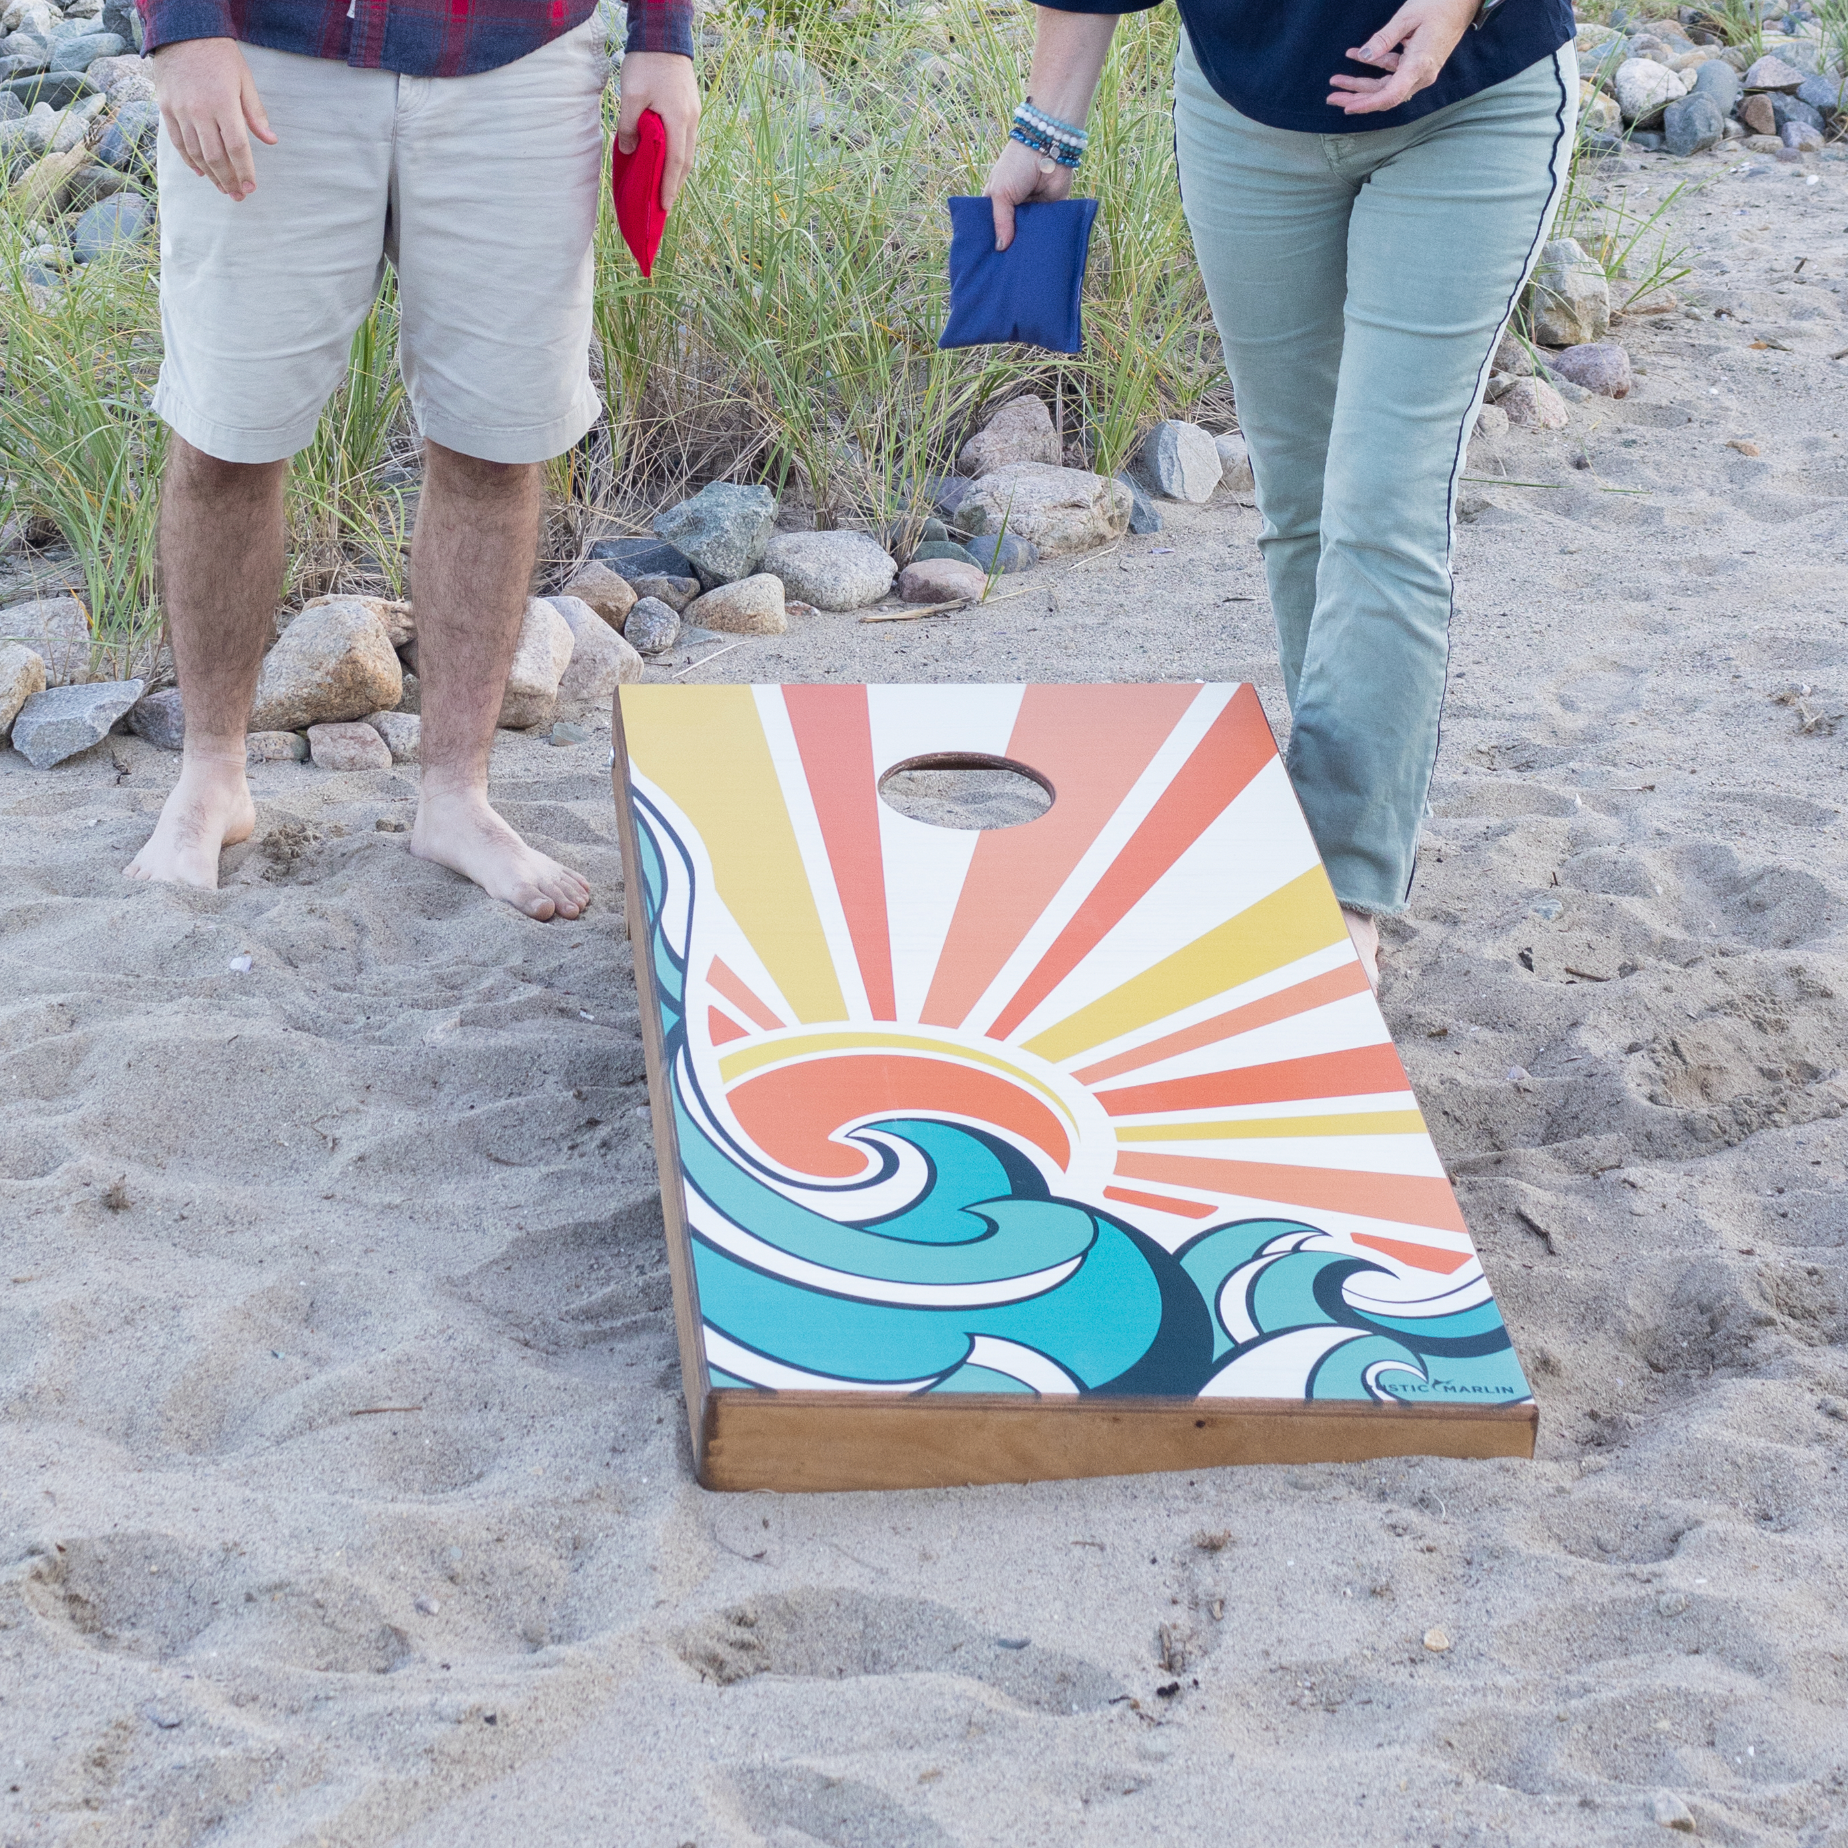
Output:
(125, 439), (285, 886)
(407, 441), (589, 922)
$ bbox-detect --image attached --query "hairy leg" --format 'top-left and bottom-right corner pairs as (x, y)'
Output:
(125, 437), (284, 887)
(407, 440), (589, 922)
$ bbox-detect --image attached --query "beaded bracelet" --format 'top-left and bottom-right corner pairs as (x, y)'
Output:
(1010, 122), (1083, 168)
(1011, 100), (1085, 170)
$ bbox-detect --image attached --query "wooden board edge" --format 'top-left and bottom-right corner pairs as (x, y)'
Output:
(700, 1391), (1538, 1492)
(611, 688), (711, 1466)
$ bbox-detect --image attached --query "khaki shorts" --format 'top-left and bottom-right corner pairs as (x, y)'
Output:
(153, 22), (608, 465)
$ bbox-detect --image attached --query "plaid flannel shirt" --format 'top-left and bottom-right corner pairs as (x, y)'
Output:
(136, 0), (694, 78)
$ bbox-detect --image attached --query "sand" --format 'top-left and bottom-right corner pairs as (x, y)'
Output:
(3, 155), (1847, 1846)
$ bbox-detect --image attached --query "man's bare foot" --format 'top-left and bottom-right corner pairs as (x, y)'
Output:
(125, 750), (256, 888)
(1343, 907), (1380, 993)
(411, 787), (589, 921)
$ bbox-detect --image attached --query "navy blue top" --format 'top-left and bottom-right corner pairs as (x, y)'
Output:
(1047, 0), (1576, 134)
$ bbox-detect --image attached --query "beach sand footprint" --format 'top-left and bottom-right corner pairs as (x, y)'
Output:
(675, 1589), (1121, 1715)
(720, 1764), (955, 1848)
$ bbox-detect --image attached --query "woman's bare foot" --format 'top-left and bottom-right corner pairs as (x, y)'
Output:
(411, 786), (589, 921)
(1343, 907), (1380, 992)
(125, 749), (257, 888)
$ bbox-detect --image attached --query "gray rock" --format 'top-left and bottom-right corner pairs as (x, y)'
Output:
(0, 638), (46, 739)
(1127, 419), (1223, 503)
(1772, 93), (1824, 132)
(549, 592), (641, 709)
(548, 719), (593, 747)
(9, 675), (140, 767)
(1690, 58), (1741, 114)
(652, 482), (777, 588)
(751, 46), (826, 99)
(683, 572), (786, 635)
(1797, 72), (1847, 118)
(1499, 377), (1570, 430)
(126, 685), (184, 749)
(628, 573), (699, 612)
(245, 730), (307, 763)
(0, 594), (89, 685)
(1614, 57), (1684, 124)
(960, 531), (1037, 575)
(910, 537), (981, 568)
(1645, 1790), (1696, 1832)
(498, 597), (575, 729)
(927, 474), (975, 521)
(65, 161), (128, 209)
(1214, 431), (1255, 493)
(1547, 340), (1632, 397)
(1743, 53), (1805, 92)
(1116, 473), (1161, 534)
(1528, 238), (1610, 347)
(49, 30), (123, 68)
(623, 596), (680, 655)
(248, 598), (401, 732)
(3, 69), (99, 109)
(71, 190), (150, 260)
(761, 529), (896, 611)
(1663, 90), (1725, 155)
(1472, 402), (1509, 443)
(1782, 119), (1824, 150)
(957, 395), (1060, 476)
(364, 708), (420, 763)
(954, 464), (1133, 557)
(95, 95), (158, 168)
(0, 91), (20, 122)
(307, 720), (391, 771)
(588, 534), (694, 580)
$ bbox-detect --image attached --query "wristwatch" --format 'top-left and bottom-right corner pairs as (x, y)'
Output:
(1474, 0), (1510, 22)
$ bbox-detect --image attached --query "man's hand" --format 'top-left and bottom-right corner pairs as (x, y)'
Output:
(1327, 0), (1479, 115)
(982, 137), (1074, 252)
(618, 51), (700, 212)
(151, 36), (276, 199)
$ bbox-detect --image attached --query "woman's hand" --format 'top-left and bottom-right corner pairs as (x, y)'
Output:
(1327, 0), (1480, 115)
(983, 136), (1074, 252)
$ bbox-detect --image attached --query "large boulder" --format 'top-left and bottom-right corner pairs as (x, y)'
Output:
(0, 638), (46, 740)
(683, 573), (787, 635)
(286, 592), (413, 649)
(548, 593), (641, 711)
(1527, 239), (1609, 349)
(248, 598), (401, 732)
(952, 463), (1132, 557)
(0, 593), (89, 685)
(653, 482), (777, 588)
(761, 530), (896, 611)
(1127, 420), (1223, 503)
(9, 675), (141, 768)
(957, 395), (1060, 477)
(498, 597), (575, 729)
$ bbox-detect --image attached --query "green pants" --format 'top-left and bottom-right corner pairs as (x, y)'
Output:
(1174, 37), (1577, 914)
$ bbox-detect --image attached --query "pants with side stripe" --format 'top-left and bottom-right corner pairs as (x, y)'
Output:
(1174, 36), (1577, 914)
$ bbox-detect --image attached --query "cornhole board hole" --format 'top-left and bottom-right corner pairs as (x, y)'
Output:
(612, 683), (1536, 1492)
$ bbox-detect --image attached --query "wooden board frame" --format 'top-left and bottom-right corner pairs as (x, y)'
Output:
(612, 684), (1537, 1493)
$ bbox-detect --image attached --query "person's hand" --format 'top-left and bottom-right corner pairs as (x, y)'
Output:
(618, 51), (700, 212)
(150, 37), (277, 199)
(982, 136), (1073, 252)
(1327, 0), (1479, 115)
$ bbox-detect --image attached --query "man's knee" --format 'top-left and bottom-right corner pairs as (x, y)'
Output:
(165, 434), (286, 502)
(422, 440), (539, 497)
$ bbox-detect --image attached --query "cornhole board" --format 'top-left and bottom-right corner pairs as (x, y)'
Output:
(612, 683), (1536, 1492)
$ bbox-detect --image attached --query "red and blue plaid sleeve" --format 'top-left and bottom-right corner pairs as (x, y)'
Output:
(138, 0), (240, 53)
(625, 0), (694, 58)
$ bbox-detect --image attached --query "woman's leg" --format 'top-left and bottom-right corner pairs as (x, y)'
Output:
(1292, 49), (1577, 916)
(1172, 39), (1356, 704)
